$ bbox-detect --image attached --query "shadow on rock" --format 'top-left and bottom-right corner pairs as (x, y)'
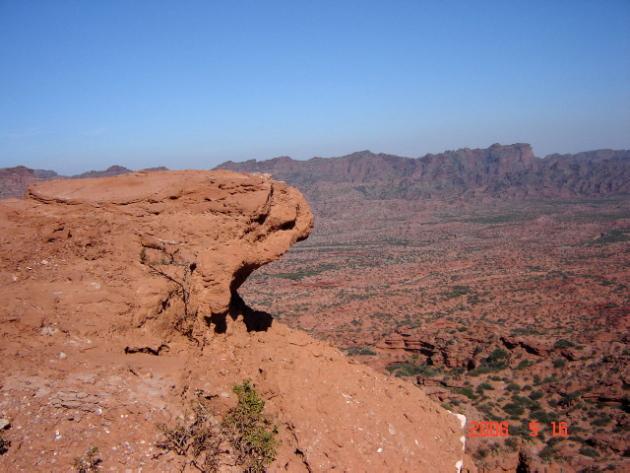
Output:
(209, 293), (273, 333)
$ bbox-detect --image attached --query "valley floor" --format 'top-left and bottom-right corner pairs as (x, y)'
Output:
(240, 195), (630, 472)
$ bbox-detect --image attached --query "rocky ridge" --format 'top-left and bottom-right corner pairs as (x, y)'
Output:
(218, 144), (630, 199)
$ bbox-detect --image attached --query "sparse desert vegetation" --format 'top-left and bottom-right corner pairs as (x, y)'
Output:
(240, 196), (630, 472)
(223, 380), (278, 473)
(72, 447), (101, 473)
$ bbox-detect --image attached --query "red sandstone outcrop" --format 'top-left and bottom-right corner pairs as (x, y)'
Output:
(0, 171), (467, 472)
(20, 170), (313, 339)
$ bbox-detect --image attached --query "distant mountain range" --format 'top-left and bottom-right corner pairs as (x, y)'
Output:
(2, 144), (629, 200)
(217, 143), (630, 200)
(0, 165), (168, 199)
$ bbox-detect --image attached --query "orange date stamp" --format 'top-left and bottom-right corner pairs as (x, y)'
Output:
(467, 421), (569, 438)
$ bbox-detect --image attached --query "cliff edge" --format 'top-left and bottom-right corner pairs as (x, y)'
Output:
(0, 171), (468, 472)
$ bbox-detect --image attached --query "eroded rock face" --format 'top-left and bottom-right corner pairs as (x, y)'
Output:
(7, 170), (312, 338)
(0, 170), (469, 472)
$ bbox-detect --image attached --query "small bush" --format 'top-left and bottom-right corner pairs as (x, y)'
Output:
(503, 402), (525, 418)
(511, 394), (537, 410)
(474, 447), (488, 459)
(73, 447), (101, 472)
(579, 446), (600, 458)
(515, 360), (534, 370)
(386, 361), (439, 378)
(469, 348), (509, 375)
(345, 346), (376, 356)
(505, 437), (519, 451)
(507, 383), (521, 392)
(223, 380), (278, 473)
(539, 444), (556, 462)
(530, 410), (553, 424)
(0, 434), (10, 455)
(509, 423), (530, 439)
(485, 349), (509, 369)
(476, 382), (494, 393)
(455, 386), (477, 400)
(442, 285), (471, 299)
(157, 398), (220, 472)
(554, 339), (574, 349)
(592, 415), (611, 426)
(553, 358), (566, 369)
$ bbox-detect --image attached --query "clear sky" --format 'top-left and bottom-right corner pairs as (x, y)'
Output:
(1, 1), (629, 174)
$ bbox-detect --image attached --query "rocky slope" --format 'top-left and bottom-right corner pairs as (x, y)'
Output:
(217, 144), (630, 199)
(0, 170), (469, 472)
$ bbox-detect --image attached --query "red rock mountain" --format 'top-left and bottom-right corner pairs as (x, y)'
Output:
(0, 166), (59, 199)
(217, 143), (630, 199)
(4, 144), (628, 202)
(71, 164), (132, 179)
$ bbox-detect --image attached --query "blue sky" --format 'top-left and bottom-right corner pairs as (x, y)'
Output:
(1, 1), (629, 174)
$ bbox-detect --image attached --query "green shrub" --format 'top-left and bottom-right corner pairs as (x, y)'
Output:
(469, 348), (509, 375)
(474, 447), (488, 459)
(530, 410), (553, 424)
(592, 415), (611, 426)
(224, 380), (278, 473)
(511, 395), (538, 410)
(455, 387), (477, 400)
(476, 382), (494, 393)
(485, 349), (509, 369)
(539, 444), (556, 462)
(505, 437), (519, 451)
(509, 423), (530, 439)
(554, 339), (574, 349)
(515, 360), (535, 370)
(507, 383), (521, 392)
(529, 390), (544, 401)
(579, 446), (600, 457)
(559, 390), (583, 407)
(442, 285), (471, 299)
(503, 402), (525, 418)
(386, 361), (439, 378)
(345, 346), (376, 356)
(553, 358), (566, 369)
